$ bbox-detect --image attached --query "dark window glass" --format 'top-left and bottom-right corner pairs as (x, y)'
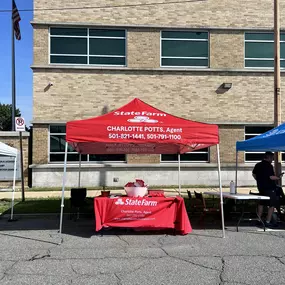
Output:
(245, 135), (257, 140)
(89, 57), (125, 65)
(50, 135), (74, 152)
(50, 125), (66, 133)
(245, 33), (274, 41)
(161, 149), (209, 162)
(281, 42), (285, 58)
(245, 60), (274, 68)
(89, 154), (126, 161)
(50, 28), (87, 36)
(50, 56), (87, 64)
(50, 154), (88, 162)
(162, 31), (208, 39)
(245, 42), (273, 58)
(162, 58), (208, 67)
(245, 153), (265, 162)
(181, 153), (209, 162)
(89, 29), (125, 37)
(245, 33), (285, 68)
(49, 125), (126, 162)
(51, 37), (87, 55)
(245, 126), (273, 134)
(162, 40), (208, 57)
(245, 126), (274, 162)
(89, 38), (125, 56)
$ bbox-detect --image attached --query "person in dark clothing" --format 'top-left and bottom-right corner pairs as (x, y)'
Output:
(252, 151), (283, 227)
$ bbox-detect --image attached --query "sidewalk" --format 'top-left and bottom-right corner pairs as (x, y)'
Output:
(0, 187), (257, 199)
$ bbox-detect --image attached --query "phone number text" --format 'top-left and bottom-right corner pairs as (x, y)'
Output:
(108, 133), (181, 140)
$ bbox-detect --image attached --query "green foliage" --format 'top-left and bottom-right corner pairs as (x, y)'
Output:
(0, 103), (21, 131)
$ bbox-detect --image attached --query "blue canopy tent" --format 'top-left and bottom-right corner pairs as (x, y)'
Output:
(235, 123), (285, 189)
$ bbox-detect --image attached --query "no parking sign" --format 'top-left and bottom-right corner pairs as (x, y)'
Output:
(15, 117), (25, 132)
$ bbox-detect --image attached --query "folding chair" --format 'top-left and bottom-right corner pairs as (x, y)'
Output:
(187, 190), (194, 214)
(70, 188), (87, 220)
(194, 191), (220, 228)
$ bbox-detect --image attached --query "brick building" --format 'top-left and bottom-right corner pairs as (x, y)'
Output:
(30, 0), (285, 187)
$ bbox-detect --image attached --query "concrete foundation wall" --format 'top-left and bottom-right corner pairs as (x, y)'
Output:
(31, 164), (259, 188)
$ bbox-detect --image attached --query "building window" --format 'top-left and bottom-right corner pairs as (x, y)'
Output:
(161, 148), (209, 163)
(49, 125), (126, 162)
(50, 28), (126, 66)
(161, 31), (209, 67)
(245, 32), (285, 68)
(244, 126), (273, 162)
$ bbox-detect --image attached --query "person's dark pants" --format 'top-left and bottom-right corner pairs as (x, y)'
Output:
(276, 186), (285, 202)
(259, 189), (279, 208)
(259, 188), (282, 217)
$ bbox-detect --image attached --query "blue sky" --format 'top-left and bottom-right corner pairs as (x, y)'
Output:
(0, 0), (33, 126)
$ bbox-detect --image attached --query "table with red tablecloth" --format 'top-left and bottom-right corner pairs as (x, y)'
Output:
(94, 196), (192, 235)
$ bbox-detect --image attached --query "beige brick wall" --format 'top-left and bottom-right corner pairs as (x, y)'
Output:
(127, 29), (160, 68)
(210, 31), (244, 69)
(32, 124), (49, 164)
(34, 0), (285, 29)
(33, 70), (285, 123)
(127, 154), (160, 164)
(33, 25), (49, 65)
(210, 126), (244, 164)
(0, 134), (29, 186)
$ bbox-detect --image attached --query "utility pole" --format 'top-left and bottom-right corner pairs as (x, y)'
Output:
(274, 0), (282, 181)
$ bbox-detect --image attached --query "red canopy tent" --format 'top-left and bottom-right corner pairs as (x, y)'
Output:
(60, 98), (225, 237)
(66, 98), (219, 154)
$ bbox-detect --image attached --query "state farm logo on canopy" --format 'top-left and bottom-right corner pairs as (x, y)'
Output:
(114, 110), (166, 124)
(128, 116), (158, 123)
(114, 198), (158, 207)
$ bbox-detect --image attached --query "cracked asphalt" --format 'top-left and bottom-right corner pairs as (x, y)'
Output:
(1, 217), (285, 285)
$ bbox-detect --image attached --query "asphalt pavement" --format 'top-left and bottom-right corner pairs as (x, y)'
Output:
(0, 215), (285, 285)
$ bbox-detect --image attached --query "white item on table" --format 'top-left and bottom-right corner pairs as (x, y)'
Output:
(230, 180), (236, 194)
(124, 186), (148, 197)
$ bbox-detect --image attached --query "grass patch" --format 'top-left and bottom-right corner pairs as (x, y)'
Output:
(0, 198), (94, 215)
(0, 199), (11, 214)
(21, 185), (257, 192)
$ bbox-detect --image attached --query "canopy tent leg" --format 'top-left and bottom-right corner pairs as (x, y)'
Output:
(178, 153), (181, 196)
(235, 151), (238, 192)
(59, 142), (68, 242)
(78, 153), (82, 188)
(217, 144), (226, 238)
(9, 154), (17, 221)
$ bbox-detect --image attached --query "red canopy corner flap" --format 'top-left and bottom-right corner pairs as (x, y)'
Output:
(66, 98), (219, 154)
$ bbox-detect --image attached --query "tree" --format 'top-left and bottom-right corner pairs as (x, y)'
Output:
(0, 103), (21, 131)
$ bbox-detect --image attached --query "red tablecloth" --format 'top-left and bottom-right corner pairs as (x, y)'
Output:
(94, 196), (192, 235)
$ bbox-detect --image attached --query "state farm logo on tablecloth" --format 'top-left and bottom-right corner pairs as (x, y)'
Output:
(114, 198), (158, 207)
(127, 116), (158, 123)
(115, 198), (124, 205)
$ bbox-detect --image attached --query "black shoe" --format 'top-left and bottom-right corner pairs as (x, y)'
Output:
(264, 221), (279, 229)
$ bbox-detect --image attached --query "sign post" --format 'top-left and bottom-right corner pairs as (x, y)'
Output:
(15, 117), (25, 202)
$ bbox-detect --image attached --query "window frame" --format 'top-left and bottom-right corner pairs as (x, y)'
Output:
(244, 125), (273, 163)
(48, 124), (126, 163)
(244, 32), (285, 69)
(49, 27), (127, 67)
(160, 30), (209, 68)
